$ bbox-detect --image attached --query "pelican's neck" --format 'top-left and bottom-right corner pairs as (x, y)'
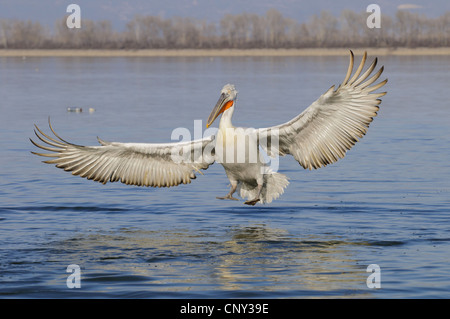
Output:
(219, 103), (235, 130)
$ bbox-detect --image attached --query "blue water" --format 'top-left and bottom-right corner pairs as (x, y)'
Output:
(0, 54), (449, 298)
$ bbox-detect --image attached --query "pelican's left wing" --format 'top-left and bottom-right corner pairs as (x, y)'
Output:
(31, 120), (215, 187)
(258, 51), (387, 170)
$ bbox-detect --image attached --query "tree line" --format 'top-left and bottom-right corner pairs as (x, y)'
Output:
(1, 8), (449, 49)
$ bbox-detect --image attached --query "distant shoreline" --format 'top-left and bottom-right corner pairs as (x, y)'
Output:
(1, 48), (450, 57)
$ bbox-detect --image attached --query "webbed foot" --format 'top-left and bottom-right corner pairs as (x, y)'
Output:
(217, 195), (239, 201)
(244, 198), (260, 206)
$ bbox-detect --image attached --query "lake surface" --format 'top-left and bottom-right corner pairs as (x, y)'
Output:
(0, 54), (449, 299)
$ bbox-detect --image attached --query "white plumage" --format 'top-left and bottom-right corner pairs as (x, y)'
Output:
(31, 51), (387, 205)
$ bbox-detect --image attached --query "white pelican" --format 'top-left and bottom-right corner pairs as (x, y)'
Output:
(31, 51), (387, 205)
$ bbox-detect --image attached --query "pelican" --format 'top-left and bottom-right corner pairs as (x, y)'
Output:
(31, 51), (387, 205)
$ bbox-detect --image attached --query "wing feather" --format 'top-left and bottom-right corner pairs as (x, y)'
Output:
(31, 120), (216, 187)
(259, 51), (387, 170)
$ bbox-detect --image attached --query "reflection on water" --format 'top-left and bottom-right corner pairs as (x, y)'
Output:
(47, 223), (374, 297)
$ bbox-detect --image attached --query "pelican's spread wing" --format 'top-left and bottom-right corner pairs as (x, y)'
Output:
(31, 121), (215, 187)
(259, 51), (387, 170)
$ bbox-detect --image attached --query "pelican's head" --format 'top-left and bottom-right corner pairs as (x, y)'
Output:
(206, 84), (238, 128)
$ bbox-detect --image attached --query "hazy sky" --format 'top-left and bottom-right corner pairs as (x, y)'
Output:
(1, 0), (448, 29)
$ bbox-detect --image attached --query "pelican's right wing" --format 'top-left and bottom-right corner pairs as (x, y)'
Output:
(259, 51), (387, 170)
(31, 120), (216, 187)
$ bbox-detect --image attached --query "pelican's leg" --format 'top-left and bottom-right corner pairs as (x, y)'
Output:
(217, 180), (239, 201)
(244, 183), (262, 206)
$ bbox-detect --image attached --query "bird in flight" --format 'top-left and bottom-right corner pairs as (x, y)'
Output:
(31, 51), (387, 205)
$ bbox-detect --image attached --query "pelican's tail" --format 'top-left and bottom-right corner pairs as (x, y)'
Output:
(238, 170), (289, 204)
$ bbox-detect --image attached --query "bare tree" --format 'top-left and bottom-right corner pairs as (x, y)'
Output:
(340, 10), (364, 47)
(1, 19), (47, 48)
(265, 9), (288, 47)
(0, 19), (11, 48)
